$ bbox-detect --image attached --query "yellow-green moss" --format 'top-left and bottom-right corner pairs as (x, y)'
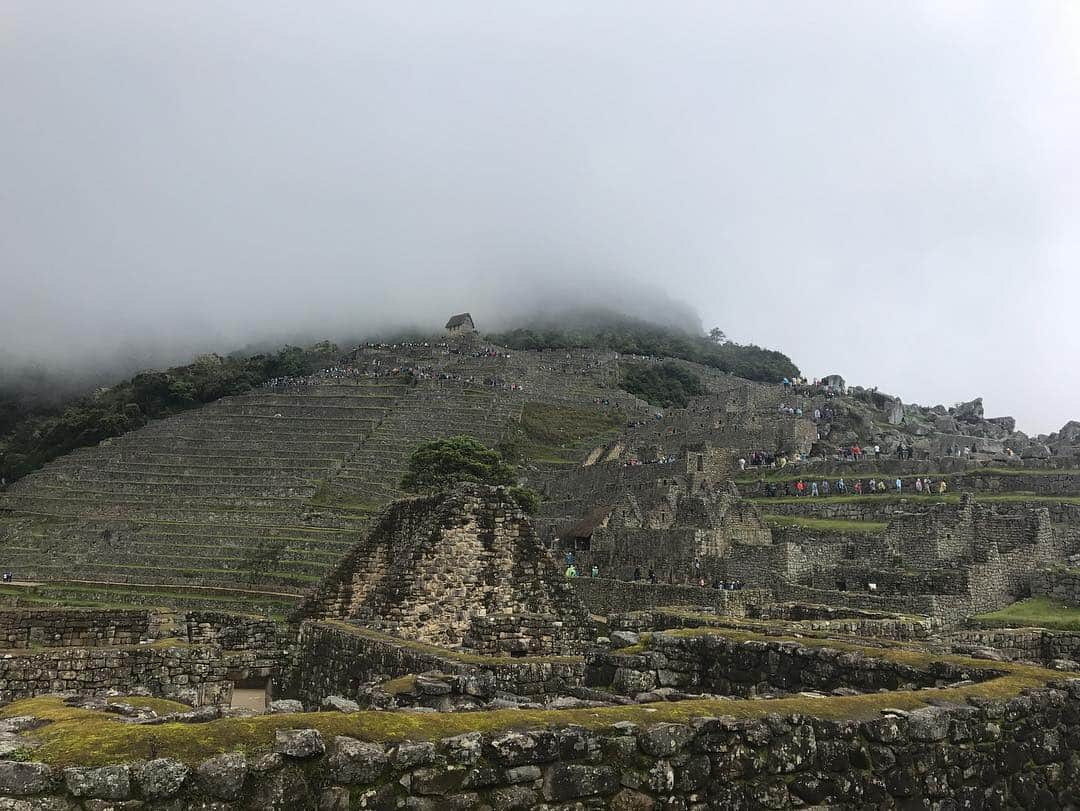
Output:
(380, 675), (418, 695)
(110, 696), (192, 714)
(3, 654), (1057, 768)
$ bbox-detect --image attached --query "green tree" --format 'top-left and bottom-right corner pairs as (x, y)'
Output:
(400, 435), (515, 493)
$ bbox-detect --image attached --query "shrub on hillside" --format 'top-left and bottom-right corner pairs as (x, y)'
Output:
(487, 313), (799, 384)
(0, 342), (341, 485)
(620, 362), (707, 408)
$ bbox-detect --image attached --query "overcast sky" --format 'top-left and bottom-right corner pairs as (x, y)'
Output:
(2, 2), (1077, 434)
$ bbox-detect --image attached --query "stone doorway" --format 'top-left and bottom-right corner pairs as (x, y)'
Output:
(229, 675), (271, 711)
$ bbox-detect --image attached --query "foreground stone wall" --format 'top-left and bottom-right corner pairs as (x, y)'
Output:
(0, 644), (233, 705)
(0, 608), (152, 650)
(288, 621), (584, 704)
(3, 683), (1080, 808)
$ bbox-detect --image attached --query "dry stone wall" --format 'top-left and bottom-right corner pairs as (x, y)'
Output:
(1032, 566), (1080, 607)
(0, 644), (233, 705)
(586, 631), (990, 698)
(0, 608), (152, 650)
(287, 621), (584, 703)
(941, 627), (1080, 664)
(4, 683), (1080, 808)
(570, 577), (766, 615)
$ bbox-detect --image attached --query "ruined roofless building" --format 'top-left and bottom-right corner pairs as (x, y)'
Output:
(296, 484), (594, 655)
(445, 312), (476, 336)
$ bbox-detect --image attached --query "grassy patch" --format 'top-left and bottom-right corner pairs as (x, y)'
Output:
(505, 403), (623, 466)
(973, 597), (1080, 632)
(380, 675), (418, 695)
(762, 514), (887, 534)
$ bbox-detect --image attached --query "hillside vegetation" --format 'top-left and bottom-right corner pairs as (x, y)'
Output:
(488, 313), (799, 383)
(620, 362), (707, 408)
(0, 343), (340, 484)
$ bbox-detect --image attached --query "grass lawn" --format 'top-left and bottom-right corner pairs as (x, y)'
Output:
(973, 596), (1080, 632)
(511, 402), (623, 465)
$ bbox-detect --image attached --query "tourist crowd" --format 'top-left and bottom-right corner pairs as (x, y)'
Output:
(761, 476), (949, 497)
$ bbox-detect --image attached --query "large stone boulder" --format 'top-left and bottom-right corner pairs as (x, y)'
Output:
(274, 728), (325, 759)
(269, 699), (303, 714)
(988, 416), (1016, 433)
(0, 762), (55, 796)
(953, 397), (984, 422)
(133, 758), (189, 800)
(542, 763), (620, 802)
(63, 765), (131, 800)
(320, 695), (361, 713)
(328, 737), (389, 784)
(196, 752), (247, 800)
(884, 397), (904, 425)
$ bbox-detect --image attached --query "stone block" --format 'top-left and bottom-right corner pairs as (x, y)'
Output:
(62, 766), (130, 800)
(274, 728), (326, 759)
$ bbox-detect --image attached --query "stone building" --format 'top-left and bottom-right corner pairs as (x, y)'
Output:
(444, 312), (476, 336)
(297, 484), (594, 655)
(539, 450), (770, 584)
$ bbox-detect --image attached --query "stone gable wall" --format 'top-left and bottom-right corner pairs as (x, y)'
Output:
(298, 486), (593, 654)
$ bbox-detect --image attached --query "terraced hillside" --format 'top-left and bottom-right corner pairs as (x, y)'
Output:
(0, 378), (416, 611)
(0, 341), (644, 612)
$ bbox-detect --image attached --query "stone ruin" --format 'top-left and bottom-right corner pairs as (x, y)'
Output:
(297, 484), (594, 655)
(3, 322), (1080, 807)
